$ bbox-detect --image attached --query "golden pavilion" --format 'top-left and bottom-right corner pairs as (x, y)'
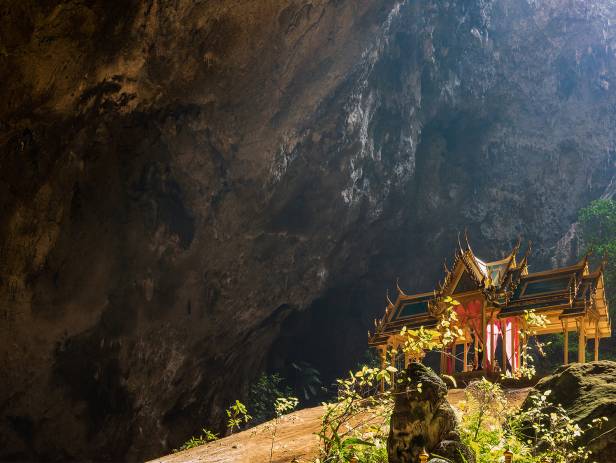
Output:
(368, 236), (611, 377)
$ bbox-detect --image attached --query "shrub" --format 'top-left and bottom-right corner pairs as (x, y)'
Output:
(248, 373), (292, 423)
(173, 428), (218, 453)
(226, 399), (252, 434)
(459, 383), (606, 463)
(510, 390), (607, 463)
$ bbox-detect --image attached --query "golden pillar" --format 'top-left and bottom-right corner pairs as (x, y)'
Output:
(501, 322), (507, 373)
(515, 317), (522, 372)
(481, 300), (487, 371)
(520, 317), (528, 369)
(491, 317), (497, 372)
(578, 318), (586, 364)
(379, 346), (386, 392)
(463, 341), (469, 372)
(563, 319), (569, 365)
(594, 321), (600, 362)
(474, 331), (479, 369)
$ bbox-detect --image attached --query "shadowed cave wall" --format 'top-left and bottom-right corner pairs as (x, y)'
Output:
(1, 0), (616, 460)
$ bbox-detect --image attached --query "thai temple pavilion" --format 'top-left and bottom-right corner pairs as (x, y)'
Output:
(368, 237), (611, 376)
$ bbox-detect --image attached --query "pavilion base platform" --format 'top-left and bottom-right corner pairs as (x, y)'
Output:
(449, 370), (542, 388)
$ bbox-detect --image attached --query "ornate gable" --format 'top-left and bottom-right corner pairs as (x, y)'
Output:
(452, 270), (480, 294)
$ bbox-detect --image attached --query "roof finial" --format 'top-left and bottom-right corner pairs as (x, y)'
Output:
(457, 231), (464, 255)
(396, 278), (405, 296)
(464, 228), (472, 253)
(505, 237), (521, 268)
(523, 240), (532, 259)
(513, 235), (522, 255)
(600, 251), (608, 271)
(580, 248), (593, 268)
(386, 289), (393, 307)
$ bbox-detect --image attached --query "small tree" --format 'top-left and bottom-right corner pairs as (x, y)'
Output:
(248, 373), (292, 423)
(465, 378), (508, 440)
(578, 198), (616, 315)
(226, 400), (252, 434)
(262, 396), (299, 463)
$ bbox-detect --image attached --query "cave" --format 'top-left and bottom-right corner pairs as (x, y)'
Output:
(1, 0), (616, 461)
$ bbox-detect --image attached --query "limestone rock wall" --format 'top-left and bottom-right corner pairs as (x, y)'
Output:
(1, 0), (616, 460)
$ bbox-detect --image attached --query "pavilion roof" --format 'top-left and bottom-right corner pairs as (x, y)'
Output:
(368, 237), (611, 345)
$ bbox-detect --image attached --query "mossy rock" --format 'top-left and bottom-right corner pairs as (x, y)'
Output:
(521, 361), (616, 462)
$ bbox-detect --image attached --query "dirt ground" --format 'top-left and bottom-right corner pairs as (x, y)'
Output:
(149, 388), (531, 463)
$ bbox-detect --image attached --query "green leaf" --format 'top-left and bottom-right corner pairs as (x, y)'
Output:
(341, 437), (375, 447)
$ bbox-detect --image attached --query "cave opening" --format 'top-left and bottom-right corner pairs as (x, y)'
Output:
(266, 110), (501, 402)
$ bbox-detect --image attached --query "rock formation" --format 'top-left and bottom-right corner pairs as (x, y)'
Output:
(521, 361), (616, 463)
(1, 0), (616, 460)
(388, 363), (474, 463)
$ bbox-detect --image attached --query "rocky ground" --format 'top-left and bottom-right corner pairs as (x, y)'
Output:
(150, 388), (531, 463)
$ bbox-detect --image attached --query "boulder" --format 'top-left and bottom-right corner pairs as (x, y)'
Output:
(521, 361), (616, 462)
(387, 362), (474, 463)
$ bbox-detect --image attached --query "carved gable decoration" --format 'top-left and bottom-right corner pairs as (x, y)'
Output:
(453, 270), (479, 294)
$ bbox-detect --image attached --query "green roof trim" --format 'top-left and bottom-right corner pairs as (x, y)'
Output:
(521, 277), (571, 297)
(498, 297), (570, 316)
(397, 300), (430, 319)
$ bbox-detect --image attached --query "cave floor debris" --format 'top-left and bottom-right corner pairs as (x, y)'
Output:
(150, 387), (531, 463)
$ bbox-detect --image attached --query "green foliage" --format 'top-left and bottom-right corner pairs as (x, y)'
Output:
(314, 299), (462, 463)
(248, 365), (321, 424)
(459, 383), (607, 463)
(578, 198), (616, 250)
(226, 400), (252, 434)
(248, 373), (292, 423)
(465, 378), (507, 440)
(460, 379), (532, 463)
(578, 198), (616, 311)
(510, 390), (607, 463)
(274, 396), (299, 416)
(290, 361), (323, 400)
(262, 395), (299, 463)
(173, 428), (218, 453)
(499, 310), (549, 381)
(305, 295), (604, 463)
(355, 348), (381, 371)
(345, 441), (388, 463)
